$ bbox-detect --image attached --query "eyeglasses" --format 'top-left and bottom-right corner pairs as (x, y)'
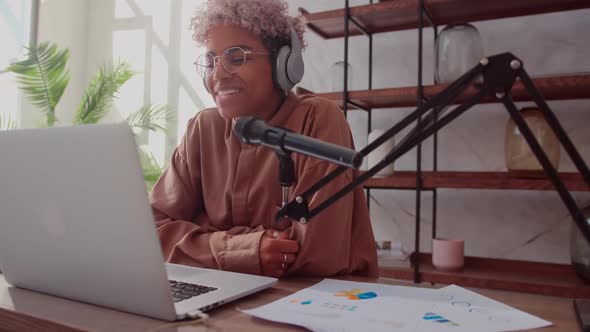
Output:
(194, 46), (271, 78)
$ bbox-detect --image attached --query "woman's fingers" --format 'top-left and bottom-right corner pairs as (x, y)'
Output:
(260, 250), (297, 264)
(267, 238), (299, 253)
(264, 229), (290, 240)
(260, 249), (297, 275)
(283, 253), (296, 264)
(260, 232), (299, 277)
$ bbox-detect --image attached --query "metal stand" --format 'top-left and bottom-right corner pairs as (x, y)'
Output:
(575, 299), (590, 332)
(276, 51), (590, 253)
(277, 152), (295, 208)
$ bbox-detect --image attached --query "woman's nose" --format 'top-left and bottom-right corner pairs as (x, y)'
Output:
(212, 57), (231, 81)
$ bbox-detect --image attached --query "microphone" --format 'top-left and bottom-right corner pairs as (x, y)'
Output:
(233, 116), (363, 169)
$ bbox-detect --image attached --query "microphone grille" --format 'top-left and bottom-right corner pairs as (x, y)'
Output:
(232, 116), (255, 143)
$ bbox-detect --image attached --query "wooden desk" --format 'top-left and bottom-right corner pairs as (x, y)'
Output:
(0, 273), (579, 331)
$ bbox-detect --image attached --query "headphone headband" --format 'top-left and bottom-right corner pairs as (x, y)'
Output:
(204, 18), (304, 94)
(289, 20), (302, 54)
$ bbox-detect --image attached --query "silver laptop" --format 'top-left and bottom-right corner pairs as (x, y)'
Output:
(0, 123), (277, 321)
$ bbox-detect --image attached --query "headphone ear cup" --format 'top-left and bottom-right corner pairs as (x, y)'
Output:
(274, 23), (305, 93)
(275, 45), (293, 92)
(285, 21), (304, 89)
(286, 52), (304, 86)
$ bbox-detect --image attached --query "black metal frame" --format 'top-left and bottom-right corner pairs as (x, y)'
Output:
(342, 0), (375, 219)
(414, 0), (443, 284)
(342, 0), (372, 116)
(340, 0), (439, 283)
(414, 0), (439, 283)
(322, 2), (590, 328)
(326, 1), (590, 290)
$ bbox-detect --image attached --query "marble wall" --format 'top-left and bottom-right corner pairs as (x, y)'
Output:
(290, 1), (590, 263)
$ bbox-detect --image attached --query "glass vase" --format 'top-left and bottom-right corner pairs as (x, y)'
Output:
(330, 61), (352, 92)
(435, 23), (484, 84)
(571, 206), (590, 282)
(505, 107), (560, 176)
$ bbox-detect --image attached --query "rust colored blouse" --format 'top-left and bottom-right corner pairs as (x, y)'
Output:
(149, 92), (378, 277)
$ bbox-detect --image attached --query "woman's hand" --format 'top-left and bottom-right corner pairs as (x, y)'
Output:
(259, 229), (299, 277)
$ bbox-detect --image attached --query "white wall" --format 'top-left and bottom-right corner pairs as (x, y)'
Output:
(0, 0), (35, 124)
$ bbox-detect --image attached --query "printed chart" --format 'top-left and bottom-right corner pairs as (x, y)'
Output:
(241, 279), (551, 332)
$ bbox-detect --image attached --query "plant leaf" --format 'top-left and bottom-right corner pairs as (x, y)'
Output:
(138, 145), (163, 192)
(6, 42), (70, 127)
(126, 104), (172, 134)
(74, 61), (134, 125)
(0, 113), (17, 131)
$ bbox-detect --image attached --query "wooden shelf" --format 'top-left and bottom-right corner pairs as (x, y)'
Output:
(306, 1), (590, 301)
(379, 253), (590, 298)
(363, 171), (590, 191)
(297, 73), (590, 110)
(302, 0), (590, 39)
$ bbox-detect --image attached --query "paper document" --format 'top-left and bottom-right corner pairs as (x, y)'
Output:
(241, 279), (551, 332)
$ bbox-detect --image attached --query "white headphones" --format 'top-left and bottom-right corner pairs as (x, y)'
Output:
(274, 21), (305, 92)
(204, 21), (304, 94)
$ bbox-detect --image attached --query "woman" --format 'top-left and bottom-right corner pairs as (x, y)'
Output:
(149, 0), (378, 278)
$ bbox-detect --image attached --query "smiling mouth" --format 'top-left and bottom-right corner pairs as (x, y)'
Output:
(217, 88), (240, 96)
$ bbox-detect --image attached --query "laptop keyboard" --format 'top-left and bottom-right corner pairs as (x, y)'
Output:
(169, 280), (218, 303)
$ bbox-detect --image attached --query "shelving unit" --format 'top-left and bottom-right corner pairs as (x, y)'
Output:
(299, 0), (590, 298)
(363, 171), (590, 191)
(303, 0), (590, 38)
(380, 253), (590, 298)
(297, 73), (590, 109)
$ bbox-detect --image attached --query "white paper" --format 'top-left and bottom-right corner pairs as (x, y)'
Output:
(240, 279), (551, 332)
(435, 285), (552, 331)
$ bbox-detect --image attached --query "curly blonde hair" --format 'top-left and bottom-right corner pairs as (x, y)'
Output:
(190, 0), (306, 52)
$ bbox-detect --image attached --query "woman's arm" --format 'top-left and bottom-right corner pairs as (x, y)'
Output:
(149, 113), (273, 275)
(150, 148), (268, 275)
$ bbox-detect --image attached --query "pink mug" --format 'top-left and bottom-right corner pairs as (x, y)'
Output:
(432, 238), (464, 272)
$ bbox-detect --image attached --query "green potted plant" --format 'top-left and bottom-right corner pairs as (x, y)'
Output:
(3, 42), (171, 191)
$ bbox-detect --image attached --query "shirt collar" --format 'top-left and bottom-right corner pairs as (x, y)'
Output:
(226, 91), (299, 143)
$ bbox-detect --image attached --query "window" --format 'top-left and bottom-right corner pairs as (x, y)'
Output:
(109, 0), (214, 166)
(0, 0), (38, 124)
